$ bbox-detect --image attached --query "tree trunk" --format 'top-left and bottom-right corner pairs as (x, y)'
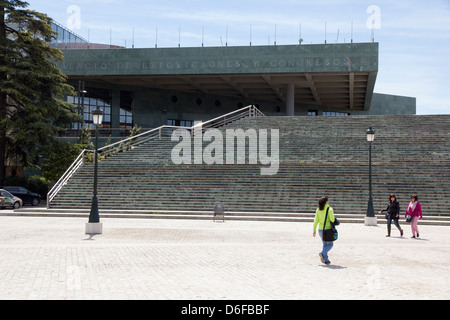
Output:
(0, 94), (6, 186)
(0, 5), (7, 186)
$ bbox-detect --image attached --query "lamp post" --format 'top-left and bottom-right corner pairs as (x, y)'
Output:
(85, 107), (104, 235)
(365, 127), (377, 226)
(76, 81), (86, 137)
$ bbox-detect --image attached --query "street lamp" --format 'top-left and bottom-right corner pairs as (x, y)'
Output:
(365, 127), (377, 226)
(76, 81), (87, 136)
(85, 107), (104, 235)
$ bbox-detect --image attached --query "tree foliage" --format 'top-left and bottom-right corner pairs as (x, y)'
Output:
(40, 127), (93, 182)
(0, 0), (80, 185)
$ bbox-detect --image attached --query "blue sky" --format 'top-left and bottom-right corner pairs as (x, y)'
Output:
(26, 0), (450, 114)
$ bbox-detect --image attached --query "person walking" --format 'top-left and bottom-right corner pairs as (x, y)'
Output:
(313, 196), (336, 265)
(405, 194), (423, 238)
(379, 194), (403, 237)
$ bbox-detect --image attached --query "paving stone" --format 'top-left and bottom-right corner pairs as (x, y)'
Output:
(0, 215), (449, 300)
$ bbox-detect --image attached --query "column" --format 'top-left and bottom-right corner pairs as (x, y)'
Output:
(111, 90), (121, 137)
(286, 83), (295, 116)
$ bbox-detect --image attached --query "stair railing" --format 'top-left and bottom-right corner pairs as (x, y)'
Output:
(47, 105), (264, 208)
(47, 149), (89, 207)
(193, 104), (265, 132)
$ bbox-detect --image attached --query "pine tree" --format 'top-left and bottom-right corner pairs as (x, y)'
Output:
(0, 0), (79, 185)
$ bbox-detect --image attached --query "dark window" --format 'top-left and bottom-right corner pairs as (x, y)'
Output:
(323, 112), (349, 117)
(68, 87), (112, 133)
(120, 91), (134, 130)
(167, 119), (194, 127)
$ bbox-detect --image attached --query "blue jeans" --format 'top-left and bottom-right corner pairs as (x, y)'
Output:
(319, 230), (334, 263)
(387, 216), (401, 228)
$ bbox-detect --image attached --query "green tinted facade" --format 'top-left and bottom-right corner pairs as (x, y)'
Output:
(56, 43), (415, 135)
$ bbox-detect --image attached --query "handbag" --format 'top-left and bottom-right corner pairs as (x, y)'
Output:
(406, 215), (412, 223)
(322, 207), (339, 242)
(384, 202), (393, 220)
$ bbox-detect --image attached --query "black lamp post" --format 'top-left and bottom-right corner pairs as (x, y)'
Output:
(365, 127), (377, 226)
(86, 107), (104, 234)
(77, 81), (86, 137)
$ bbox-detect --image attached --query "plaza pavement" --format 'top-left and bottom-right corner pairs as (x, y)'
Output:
(0, 210), (449, 300)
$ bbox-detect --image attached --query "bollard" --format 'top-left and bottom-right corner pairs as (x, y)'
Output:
(214, 202), (225, 222)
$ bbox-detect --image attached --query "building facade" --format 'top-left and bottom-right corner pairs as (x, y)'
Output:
(55, 40), (415, 137)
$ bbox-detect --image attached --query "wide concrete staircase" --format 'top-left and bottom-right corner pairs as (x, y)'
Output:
(47, 113), (450, 224)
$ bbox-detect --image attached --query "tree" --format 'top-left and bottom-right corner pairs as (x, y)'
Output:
(0, 0), (79, 185)
(40, 127), (93, 182)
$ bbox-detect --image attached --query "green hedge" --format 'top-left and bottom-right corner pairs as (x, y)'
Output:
(1, 176), (51, 200)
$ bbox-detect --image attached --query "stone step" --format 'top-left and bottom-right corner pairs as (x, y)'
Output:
(8, 208), (450, 226)
(49, 114), (450, 218)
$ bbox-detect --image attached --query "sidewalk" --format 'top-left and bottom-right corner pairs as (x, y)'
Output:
(0, 213), (449, 300)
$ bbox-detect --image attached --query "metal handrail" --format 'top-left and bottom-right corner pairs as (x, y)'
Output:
(47, 149), (88, 207)
(47, 105), (264, 207)
(192, 105), (265, 131)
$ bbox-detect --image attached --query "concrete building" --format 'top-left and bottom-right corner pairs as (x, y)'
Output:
(56, 41), (416, 136)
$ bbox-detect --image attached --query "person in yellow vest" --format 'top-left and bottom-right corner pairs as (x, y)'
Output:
(313, 196), (336, 265)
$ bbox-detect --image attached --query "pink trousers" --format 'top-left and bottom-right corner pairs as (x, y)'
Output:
(411, 216), (420, 237)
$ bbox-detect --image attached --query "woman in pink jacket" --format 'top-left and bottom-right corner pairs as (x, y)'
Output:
(405, 194), (422, 238)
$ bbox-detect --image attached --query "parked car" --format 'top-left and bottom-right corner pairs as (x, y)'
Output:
(0, 189), (23, 209)
(3, 186), (40, 206)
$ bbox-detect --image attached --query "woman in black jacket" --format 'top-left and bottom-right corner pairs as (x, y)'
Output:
(379, 194), (404, 237)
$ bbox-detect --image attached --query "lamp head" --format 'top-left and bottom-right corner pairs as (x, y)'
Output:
(366, 127), (375, 142)
(92, 107), (104, 126)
